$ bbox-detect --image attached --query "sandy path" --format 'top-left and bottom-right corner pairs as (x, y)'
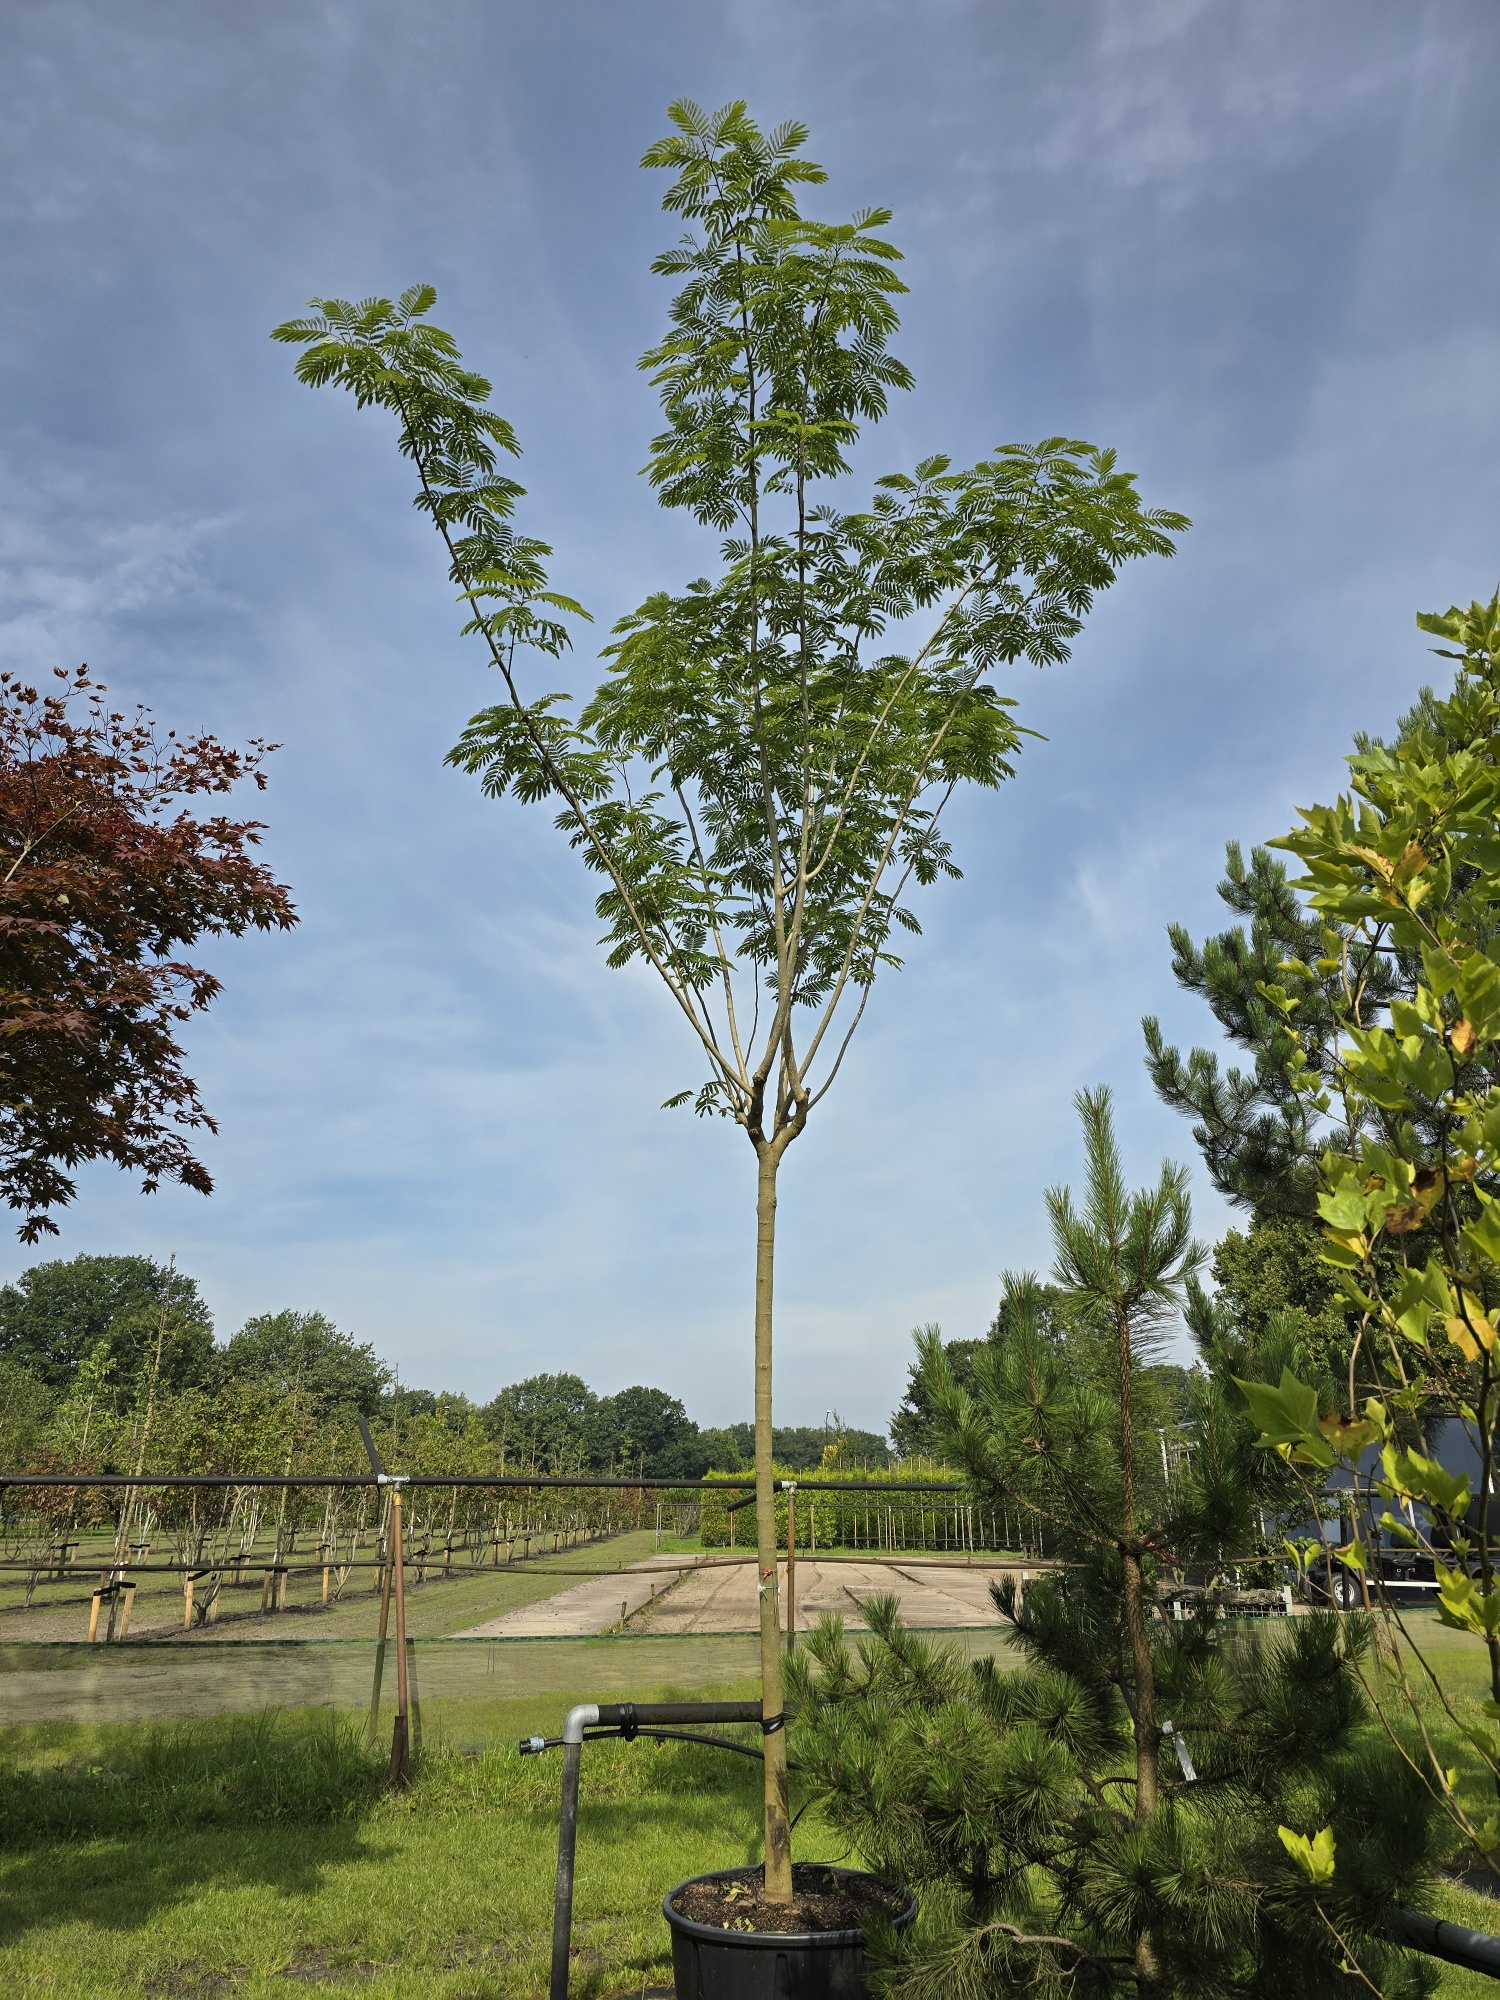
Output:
(455, 1555), (1045, 1639)
(641, 1557), (1034, 1634)
(453, 1554), (701, 1638)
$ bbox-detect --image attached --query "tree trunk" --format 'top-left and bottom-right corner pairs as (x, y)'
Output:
(754, 1141), (793, 1901)
(1116, 1306), (1160, 1989)
(1121, 1548), (1158, 1813)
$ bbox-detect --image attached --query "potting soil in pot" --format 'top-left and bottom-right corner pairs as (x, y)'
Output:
(670, 1865), (908, 1936)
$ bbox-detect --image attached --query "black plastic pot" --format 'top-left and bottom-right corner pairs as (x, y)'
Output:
(664, 1866), (916, 2000)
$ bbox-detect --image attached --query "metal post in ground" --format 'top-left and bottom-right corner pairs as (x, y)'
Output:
(544, 1700), (764, 2000)
(550, 1701), (598, 2000)
(784, 1481), (797, 1650)
(355, 1416), (409, 1779)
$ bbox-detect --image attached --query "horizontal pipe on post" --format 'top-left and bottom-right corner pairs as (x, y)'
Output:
(596, 1701), (762, 1727)
(0, 1471), (970, 1493)
(547, 1699), (766, 2000)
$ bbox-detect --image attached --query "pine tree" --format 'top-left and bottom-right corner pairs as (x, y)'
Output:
(1141, 843), (1370, 1218)
(1144, 680), (1500, 1229)
(788, 1091), (1441, 1996)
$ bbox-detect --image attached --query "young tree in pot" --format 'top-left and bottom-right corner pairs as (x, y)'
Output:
(274, 101), (1185, 1899)
(788, 1090), (1442, 1995)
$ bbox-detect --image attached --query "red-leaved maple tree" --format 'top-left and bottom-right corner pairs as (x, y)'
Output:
(0, 666), (296, 1240)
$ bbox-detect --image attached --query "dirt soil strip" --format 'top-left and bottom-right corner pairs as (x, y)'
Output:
(453, 1554), (706, 1638)
(454, 1557), (1037, 1638)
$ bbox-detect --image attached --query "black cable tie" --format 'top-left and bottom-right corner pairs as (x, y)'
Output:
(618, 1702), (638, 1742)
(761, 1712), (787, 1735)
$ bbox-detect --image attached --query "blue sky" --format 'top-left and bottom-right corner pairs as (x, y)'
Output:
(1, 0), (1496, 1432)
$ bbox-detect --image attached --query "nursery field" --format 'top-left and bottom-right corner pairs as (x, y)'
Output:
(0, 1519), (644, 1647)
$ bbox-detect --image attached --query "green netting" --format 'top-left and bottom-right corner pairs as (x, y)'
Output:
(0, 1628), (1013, 1738)
(0, 1633), (763, 1733)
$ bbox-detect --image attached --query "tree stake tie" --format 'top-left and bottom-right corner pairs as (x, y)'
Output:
(1162, 1720), (1196, 1782)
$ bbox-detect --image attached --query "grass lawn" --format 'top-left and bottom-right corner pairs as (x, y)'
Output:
(0, 1681), (799, 1998)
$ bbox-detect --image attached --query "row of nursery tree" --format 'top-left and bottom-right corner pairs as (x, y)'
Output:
(0, 1251), (892, 1481)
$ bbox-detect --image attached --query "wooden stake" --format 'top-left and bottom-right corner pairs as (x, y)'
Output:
(388, 1486), (410, 1785)
(87, 1576), (105, 1643)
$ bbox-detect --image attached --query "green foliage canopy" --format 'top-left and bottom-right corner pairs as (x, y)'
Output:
(0, 1253), (212, 1393)
(1229, 593), (1500, 1875)
(272, 99), (1186, 1160)
(215, 1310), (389, 1423)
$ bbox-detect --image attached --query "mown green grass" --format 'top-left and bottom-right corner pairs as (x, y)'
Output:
(0, 1684), (813, 1998)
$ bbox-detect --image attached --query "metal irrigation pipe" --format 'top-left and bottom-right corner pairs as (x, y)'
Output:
(522, 1700), (769, 2000)
(0, 1472), (967, 1492)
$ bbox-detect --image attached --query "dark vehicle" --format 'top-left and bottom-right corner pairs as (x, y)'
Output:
(1295, 1414), (1480, 1609)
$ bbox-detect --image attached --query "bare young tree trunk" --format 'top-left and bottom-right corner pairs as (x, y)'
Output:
(754, 1142), (793, 1901)
(116, 1274), (174, 1567)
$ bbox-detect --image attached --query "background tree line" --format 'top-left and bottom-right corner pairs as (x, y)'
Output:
(0, 1251), (891, 1481)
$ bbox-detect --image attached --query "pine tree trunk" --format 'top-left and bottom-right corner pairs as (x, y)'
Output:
(754, 1142), (793, 1901)
(1116, 1304), (1160, 1988)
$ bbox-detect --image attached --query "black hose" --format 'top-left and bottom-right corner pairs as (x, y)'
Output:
(1391, 1904), (1500, 1977)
